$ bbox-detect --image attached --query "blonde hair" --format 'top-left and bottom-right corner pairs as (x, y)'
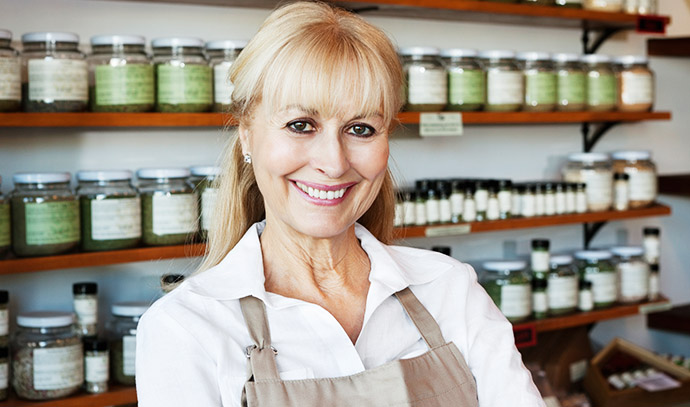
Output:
(199, 1), (404, 272)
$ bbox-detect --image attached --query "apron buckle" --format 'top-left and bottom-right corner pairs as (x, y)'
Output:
(246, 345), (278, 358)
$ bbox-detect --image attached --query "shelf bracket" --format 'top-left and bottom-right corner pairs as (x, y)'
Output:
(582, 27), (622, 54)
(583, 221), (606, 249)
(581, 121), (619, 152)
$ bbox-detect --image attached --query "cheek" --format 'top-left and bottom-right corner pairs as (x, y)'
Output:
(351, 139), (389, 180)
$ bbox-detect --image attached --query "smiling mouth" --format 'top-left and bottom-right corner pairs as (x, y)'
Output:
(293, 181), (351, 201)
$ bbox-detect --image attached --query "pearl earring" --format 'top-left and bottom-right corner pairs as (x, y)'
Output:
(243, 153), (252, 164)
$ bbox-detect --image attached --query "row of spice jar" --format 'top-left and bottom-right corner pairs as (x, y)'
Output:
(484, 0), (658, 14)
(401, 48), (655, 113)
(0, 30), (247, 113)
(0, 167), (219, 258)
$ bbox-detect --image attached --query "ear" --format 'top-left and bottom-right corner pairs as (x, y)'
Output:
(238, 124), (252, 155)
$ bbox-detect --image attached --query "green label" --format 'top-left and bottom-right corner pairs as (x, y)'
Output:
(449, 70), (485, 105)
(25, 201), (80, 246)
(0, 203), (9, 246)
(587, 73), (616, 106)
(525, 72), (556, 105)
(95, 64), (154, 105)
(557, 72), (586, 104)
(157, 64), (212, 104)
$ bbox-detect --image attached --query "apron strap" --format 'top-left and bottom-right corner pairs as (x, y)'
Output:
(239, 296), (281, 381)
(394, 287), (446, 349)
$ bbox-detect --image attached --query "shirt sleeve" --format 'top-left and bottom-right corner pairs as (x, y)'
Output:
(136, 305), (222, 407)
(462, 264), (546, 407)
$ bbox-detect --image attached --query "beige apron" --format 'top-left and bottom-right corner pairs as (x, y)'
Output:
(239, 287), (479, 406)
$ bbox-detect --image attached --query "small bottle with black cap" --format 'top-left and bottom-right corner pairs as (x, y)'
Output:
(578, 280), (594, 312)
(0, 346), (7, 401)
(474, 180), (489, 221)
(462, 184), (477, 222)
(532, 279), (548, 319)
(436, 181), (452, 224)
(531, 239), (551, 281)
(643, 227), (660, 265)
(648, 264), (660, 301)
(83, 338), (109, 394)
(73, 282), (98, 338)
(161, 274), (185, 294)
(486, 183), (500, 221)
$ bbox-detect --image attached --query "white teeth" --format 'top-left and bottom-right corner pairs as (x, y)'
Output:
(295, 182), (348, 200)
(319, 190), (327, 199)
(327, 191), (334, 200)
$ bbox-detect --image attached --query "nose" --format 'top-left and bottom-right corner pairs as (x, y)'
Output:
(310, 128), (350, 179)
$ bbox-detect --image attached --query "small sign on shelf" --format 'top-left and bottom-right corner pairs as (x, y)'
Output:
(419, 112), (463, 137)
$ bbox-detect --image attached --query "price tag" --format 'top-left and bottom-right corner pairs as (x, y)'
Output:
(425, 224), (471, 237)
(513, 323), (537, 348)
(636, 16), (666, 34)
(419, 112), (463, 137)
(639, 301), (672, 314)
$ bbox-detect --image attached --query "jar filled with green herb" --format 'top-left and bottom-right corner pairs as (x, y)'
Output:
(77, 170), (141, 252)
(582, 54), (617, 112)
(518, 52), (556, 112)
(480, 50), (523, 112)
(206, 40), (247, 113)
(0, 291), (7, 347)
(548, 255), (579, 315)
(481, 260), (532, 322)
(21, 32), (88, 112)
(11, 172), (80, 257)
(189, 166), (220, 241)
(441, 48), (485, 111)
(575, 250), (617, 308)
(137, 168), (198, 246)
(88, 35), (154, 112)
(152, 37), (212, 112)
(553, 53), (586, 111)
(0, 176), (10, 256)
(400, 47), (447, 111)
(108, 302), (149, 386)
(12, 312), (83, 400)
(0, 29), (21, 112)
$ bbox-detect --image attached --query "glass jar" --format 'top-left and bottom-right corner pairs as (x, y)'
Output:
(565, 183), (577, 213)
(611, 150), (657, 208)
(137, 168), (198, 246)
(77, 170), (142, 251)
(480, 50), (523, 112)
(511, 184), (522, 218)
(643, 227), (660, 265)
(474, 180), (489, 222)
(582, 54), (617, 111)
(555, 182), (567, 214)
(614, 55), (654, 112)
(518, 52), (556, 112)
(521, 184), (536, 217)
(414, 187), (427, 225)
(206, 40), (247, 112)
(0, 176), (9, 256)
(548, 255), (579, 315)
(12, 312), (83, 400)
(152, 37), (212, 112)
(563, 153), (613, 212)
(403, 189), (416, 226)
(462, 184), (476, 222)
(400, 47), (447, 111)
(108, 302), (149, 386)
(534, 183), (545, 216)
(0, 346), (7, 401)
(73, 282), (98, 337)
(21, 32), (88, 112)
(450, 181), (464, 223)
(481, 261), (531, 322)
(441, 48), (485, 111)
(553, 53), (586, 111)
(613, 172), (630, 211)
(83, 338), (109, 394)
(0, 29), (21, 112)
(189, 165), (220, 240)
(486, 185), (500, 221)
(88, 35), (154, 112)
(531, 239), (550, 280)
(497, 180), (512, 220)
(10, 172), (80, 257)
(583, 0), (623, 11)
(578, 280), (594, 311)
(532, 279), (548, 319)
(436, 180), (452, 224)
(611, 246), (650, 303)
(575, 250), (617, 308)
(0, 291), (7, 347)
(575, 182), (588, 213)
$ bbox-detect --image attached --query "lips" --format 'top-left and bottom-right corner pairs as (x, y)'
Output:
(290, 180), (357, 205)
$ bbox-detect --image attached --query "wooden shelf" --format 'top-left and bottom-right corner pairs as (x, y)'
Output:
(648, 37), (690, 57)
(0, 111), (671, 128)
(0, 385), (136, 407)
(647, 303), (690, 336)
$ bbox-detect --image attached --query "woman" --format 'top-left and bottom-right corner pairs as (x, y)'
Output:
(136, 2), (544, 406)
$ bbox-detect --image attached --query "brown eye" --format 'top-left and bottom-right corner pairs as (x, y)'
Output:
(348, 124), (374, 137)
(288, 121), (314, 132)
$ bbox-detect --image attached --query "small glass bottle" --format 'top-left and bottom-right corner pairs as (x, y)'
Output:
(0, 346), (7, 401)
(394, 191), (403, 228)
(575, 183), (588, 213)
(611, 150), (657, 208)
(0, 291), (7, 348)
(518, 51), (556, 112)
(613, 172), (630, 211)
(403, 190), (416, 227)
(614, 55), (654, 112)
(161, 274), (185, 294)
(511, 184), (523, 218)
(108, 302), (150, 386)
(532, 279), (549, 319)
(436, 181), (452, 224)
(643, 227), (660, 265)
(563, 153), (613, 212)
(486, 185), (500, 221)
(474, 180), (489, 221)
(481, 260), (532, 322)
(497, 180), (512, 220)
(648, 264), (660, 301)
(414, 188), (427, 226)
(575, 250), (617, 308)
(582, 54), (617, 112)
(73, 282), (98, 337)
(480, 50), (523, 112)
(531, 239), (551, 280)
(0, 29), (21, 112)
(543, 182), (557, 216)
(534, 183), (546, 216)
(83, 338), (109, 394)
(425, 187), (441, 225)
(462, 185), (476, 222)
(441, 48), (485, 111)
(450, 180), (465, 223)
(521, 184), (536, 218)
(611, 246), (649, 303)
(206, 40), (247, 112)
(548, 255), (579, 315)
(565, 183), (577, 214)
(554, 183), (567, 215)
(400, 47), (447, 111)
(578, 280), (594, 312)
(553, 53), (586, 111)
(189, 165), (220, 241)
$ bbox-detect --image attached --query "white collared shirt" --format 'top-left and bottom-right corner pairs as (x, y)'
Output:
(136, 222), (545, 406)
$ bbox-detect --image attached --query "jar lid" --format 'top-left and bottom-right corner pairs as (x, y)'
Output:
(532, 279), (547, 289)
(532, 239), (550, 249)
(152, 37), (204, 48)
(614, 172), (629, 180)
(190, 165), (221, 177)
(552, 53), (581, 63)
(77, 170), (133, 182)
(479, 50), (516, 59)
(643, 227), (660, 236)
(91, 34), (146, 46)
(13, 172), (71, 184)
(17, 311), (75, 328)
(0, 29), (11, 40)
(610, 246), (644, 257)
(611, 150), (651, 161)
(73, 282), (98, 295)
(22, 32), (79, 43)
(205, 39), (248, 50)
(111, 301), (150, 317)
(567, 152), (609, 163)
(581, 54), (611, 64)
(83, 338), (109, 352)
(137, 168), (190, 180)
(614, 55), (648, 65)
(398, 46), (440, 56)
(574, 250), (613, 260)
(483, 260), (527, 271)
(0, 290), (7, 303)
(579, 280), (592, 290)
(440, 48), (478, 58)
(517, 51), (551, 61)
(550, 255), (573, 266)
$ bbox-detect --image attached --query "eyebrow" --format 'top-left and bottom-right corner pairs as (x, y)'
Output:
(280, 105), (384, 121)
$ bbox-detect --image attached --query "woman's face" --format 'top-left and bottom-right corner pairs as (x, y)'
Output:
(239, 102), (389, 239)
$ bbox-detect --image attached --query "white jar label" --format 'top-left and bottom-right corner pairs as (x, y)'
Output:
(555, 192), (567, 214)
(462, 199), (476, 222)
(91, 198), (142, 240)
(544, 195), (556, 215)
(548, 276), (578, 309)
(486, 198), (500, 220)
(414, 202), (427, 225)
(575, 191), (588, 213)
(531, 251), (550, 273)
(500, 284), (531, 318)
(0, 309), (8, 336)
(627, 171), (657, 202)
(498, 191), (511, 213)
(584, 171), (613, 209)
(474, 189), (488, 211)
(213, 61), (235, 105)
(403, 202), (416, 225)
(643, 236), (660, 264)
(85, 354), (109, 383)
(0, 363), (7, 390)
(74, 297), (98, 325)
(618, 262), (650, 299)
(450, 193), (464, 217)
(152, 194), (199, 235)
(123, 335), (137, 376)
(511, 193), (521, 216)
(614, 181), (629, 210)
(425, 200), (440, 223)
(201, 188), (218, 232)
(534, 194), (545, 216)
(33, 345), (84, 390)
(0, 58), (21, 101)
(28, 59), (88, 101)
(533, 292), (548, 313)
(521, 195), (536, 217)
(439, 199), (452, 223)
(621, 72), (653, 105)
(407, 68), (447, 105)
(584, 272), (617, 304)
(565, 191), (577, 213)
(487, 71), (523, 105)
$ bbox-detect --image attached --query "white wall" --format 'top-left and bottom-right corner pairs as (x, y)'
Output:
(1, 0), (689, 352)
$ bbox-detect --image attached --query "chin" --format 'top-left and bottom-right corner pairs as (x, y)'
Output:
(289, 216), (355, 240)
